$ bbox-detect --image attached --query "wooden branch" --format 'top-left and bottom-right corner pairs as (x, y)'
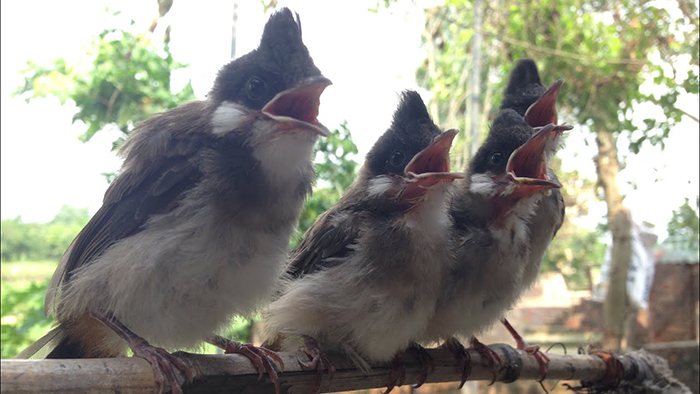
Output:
(0, 345), (685, 394)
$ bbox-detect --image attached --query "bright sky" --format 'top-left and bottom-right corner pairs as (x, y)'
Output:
(1, 0), (698, 242)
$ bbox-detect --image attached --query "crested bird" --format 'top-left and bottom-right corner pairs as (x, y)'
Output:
(262, 91), (463, 393)
(17, 8), (330, 394)
(421, 59), (570, 383)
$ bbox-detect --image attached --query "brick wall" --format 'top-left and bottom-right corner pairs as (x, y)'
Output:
(648, 263), (699, 342)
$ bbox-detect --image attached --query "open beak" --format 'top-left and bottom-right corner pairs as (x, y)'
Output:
(262, 76), (332, 137)
(505, 123), (562, 197)
(397, 129), (464, 206)
(524, 79), (563, 127)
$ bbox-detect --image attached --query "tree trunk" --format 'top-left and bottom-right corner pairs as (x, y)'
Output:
(594, 128), (633, 351)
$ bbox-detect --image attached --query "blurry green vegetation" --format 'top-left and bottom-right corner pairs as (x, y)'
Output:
(541, 157), (607, 291)
(1, 279), (54, 359)
(663, 197), (700, 251)
(296, 121), (358, 244)
(1, 205), (89, 358)
(410, 0), (698, 164)
(15, 10), (195, 152)
(1, 206), (90, 262)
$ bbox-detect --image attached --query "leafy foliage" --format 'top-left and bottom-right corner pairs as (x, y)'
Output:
(413, 0), (698, 165)
(664, 197), (700, 250)
(1, 206), (90, 262)
(1, 280), (54, 359)
(15, 11), (195, 149)
(295, 122), (359, 245)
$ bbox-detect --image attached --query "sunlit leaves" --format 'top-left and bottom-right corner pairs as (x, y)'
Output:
(15, 12), (195, 148)
(294, 122), (359, 246)
(664, 197), (700, 251)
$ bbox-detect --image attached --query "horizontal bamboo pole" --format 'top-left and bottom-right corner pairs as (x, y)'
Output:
(0, 344), (682, 394)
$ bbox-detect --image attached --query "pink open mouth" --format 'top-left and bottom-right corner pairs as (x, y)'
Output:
(262, 76), (332, 136)
(505, 123), (562, 191)
(397, 129), (464, 207)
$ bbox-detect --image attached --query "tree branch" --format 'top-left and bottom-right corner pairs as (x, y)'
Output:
(0, 346), (687, 393)
(678, 107), (699, 123)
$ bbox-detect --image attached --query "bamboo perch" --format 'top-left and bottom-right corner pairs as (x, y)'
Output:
(0, 344), (690, 394)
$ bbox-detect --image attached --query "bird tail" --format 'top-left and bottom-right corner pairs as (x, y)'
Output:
(44, 328), (88, 359)
(14, 326), (64, 359)
(15, 316), (125, 359)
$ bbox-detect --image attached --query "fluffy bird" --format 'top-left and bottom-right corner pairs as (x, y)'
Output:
(421, 59), (569, 385)
(498, 58), (571, 376)
(17, 8), (330, 394)
(262, 91), (463, 392)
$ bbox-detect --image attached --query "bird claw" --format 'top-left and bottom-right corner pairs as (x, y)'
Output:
(382, 353), (406, 394)
(441, 337), (471, 388)
(470, 336), (501, 385)
(501, 318), (549, 381)
(91, 313), (195, 394)
(215, 337), (284, 394)
(521, 343), (550, 382)
(409, 343), (435, 388)
(132, 341), (195, 394)
(297, 336), (335, 394)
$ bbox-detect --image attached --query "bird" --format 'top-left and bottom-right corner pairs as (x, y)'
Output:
(420, 59), (569, 386)
(16, 8), (330, 394)
(261, 91), (463, 393)
(500, 58), (562, 126)
(498, 58), (571, 377)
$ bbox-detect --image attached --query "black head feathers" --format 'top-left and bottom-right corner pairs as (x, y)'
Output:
(208, 8), (322, 108)
(470, 109), (534, 176)
(366, 91), (442, 177)
(499, 58), (547, 117)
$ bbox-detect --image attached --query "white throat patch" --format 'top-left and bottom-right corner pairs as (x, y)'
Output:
(252, 132), (316, 186)
(367, 176), (395, 198)
(211, 101), (247, 134)
(469, 173), (497, 197)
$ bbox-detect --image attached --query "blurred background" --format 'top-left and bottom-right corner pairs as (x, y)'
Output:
(1, 0), (698, 392)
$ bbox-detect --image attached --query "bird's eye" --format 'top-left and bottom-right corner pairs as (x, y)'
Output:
(389, 150), (405, 168)
(489, 152), (503, 166)
(246, 77), (267, 101)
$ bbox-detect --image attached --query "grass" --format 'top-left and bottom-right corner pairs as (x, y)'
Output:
(1, 260), (57, 288)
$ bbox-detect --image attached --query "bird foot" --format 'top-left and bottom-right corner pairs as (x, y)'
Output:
(212, 336), (284, 394)
(501, 318), (549, 381)
(383, 352), (406, 394)
(408, 342), (435, 388)
(470, 336), (501, 385)
(441, 337), (471, 388)
(131, 338), (195, 394)
(297, 335), (335, 393)
(91, 312), (196, 394)
(521, 343), (549, 381)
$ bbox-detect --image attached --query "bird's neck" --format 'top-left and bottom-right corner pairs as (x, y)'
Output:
(455, 180), (543, 251)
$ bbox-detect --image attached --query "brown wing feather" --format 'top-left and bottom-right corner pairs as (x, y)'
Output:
(286, 205), (364, 279)
(45, 130), (205, 315)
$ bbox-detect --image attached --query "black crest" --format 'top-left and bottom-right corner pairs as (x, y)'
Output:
(499, 58), (546, 116)
(470, 109), (533, 175)
(208, 8), (322, 108)
(366, 91), (442, 177)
